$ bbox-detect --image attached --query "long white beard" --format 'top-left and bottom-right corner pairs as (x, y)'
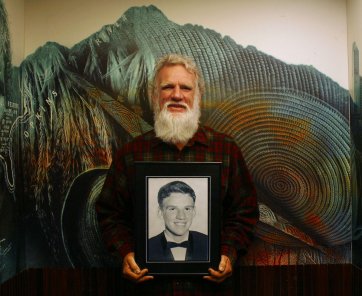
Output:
(154, 98), (200, 145)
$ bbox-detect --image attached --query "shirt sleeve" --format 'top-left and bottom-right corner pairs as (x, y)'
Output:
(95, 149), (135, 260)
(220, 141), (259, 264)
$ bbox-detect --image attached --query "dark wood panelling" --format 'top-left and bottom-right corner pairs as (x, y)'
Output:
(0, 265), (358, 295)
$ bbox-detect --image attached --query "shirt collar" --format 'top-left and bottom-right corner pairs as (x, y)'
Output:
(164, 230), (190, 244)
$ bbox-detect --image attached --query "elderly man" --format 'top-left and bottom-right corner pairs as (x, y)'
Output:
(96, 54), (258, 295)
(148, 180), (208, 261)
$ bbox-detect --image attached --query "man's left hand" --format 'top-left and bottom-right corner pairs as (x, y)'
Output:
(203, 255), (232, 283)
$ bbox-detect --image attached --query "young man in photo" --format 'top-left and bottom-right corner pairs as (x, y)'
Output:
(148, 180), (208, 262)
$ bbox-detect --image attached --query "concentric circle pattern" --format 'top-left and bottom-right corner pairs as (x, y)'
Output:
(61, 169), (120, 267)
(207, 88), (351, 246)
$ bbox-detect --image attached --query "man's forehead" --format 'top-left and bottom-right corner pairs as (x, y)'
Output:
(162, 192), (195, 202)
(167, 191), (193, 197)
(157, 64), (195, 79)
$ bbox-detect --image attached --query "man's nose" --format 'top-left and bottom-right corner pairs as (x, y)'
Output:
(176, 209), (186, 219)
(171, 86), (183, 101)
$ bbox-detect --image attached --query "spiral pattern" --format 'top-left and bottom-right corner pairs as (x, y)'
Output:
(207, 88), (351, 246)
(61, 168), (119, 267)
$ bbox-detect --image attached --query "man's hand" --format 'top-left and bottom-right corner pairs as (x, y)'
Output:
(203, 255), (232, 284)
(122, 252), (154, 283)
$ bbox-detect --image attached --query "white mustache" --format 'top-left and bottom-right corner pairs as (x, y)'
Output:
(164, 101), (190, 111)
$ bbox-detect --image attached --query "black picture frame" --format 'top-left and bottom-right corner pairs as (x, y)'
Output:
(134, 161), (221, 275)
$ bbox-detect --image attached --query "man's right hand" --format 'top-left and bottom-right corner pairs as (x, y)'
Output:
(122, 252), (154, 283)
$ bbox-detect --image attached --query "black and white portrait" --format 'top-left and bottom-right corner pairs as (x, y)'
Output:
(147, 177), (209, 262)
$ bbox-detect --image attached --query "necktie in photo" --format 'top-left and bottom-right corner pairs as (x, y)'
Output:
(166, 241), (189, 248)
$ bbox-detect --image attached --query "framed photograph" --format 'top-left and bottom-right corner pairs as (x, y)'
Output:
(134, 161), (221, 275)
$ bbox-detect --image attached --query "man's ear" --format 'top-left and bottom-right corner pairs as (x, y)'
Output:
(194, 90), (202, 110)
(157, 206), (163, 218)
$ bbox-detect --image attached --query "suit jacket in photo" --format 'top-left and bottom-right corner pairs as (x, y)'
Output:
(148, 231), (208, 261)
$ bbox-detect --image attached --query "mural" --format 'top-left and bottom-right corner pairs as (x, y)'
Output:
(0, 0), (22, 283)
(0, 3), (353, 282)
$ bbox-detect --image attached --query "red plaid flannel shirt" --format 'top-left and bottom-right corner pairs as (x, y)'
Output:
(96, 126), (258, 295)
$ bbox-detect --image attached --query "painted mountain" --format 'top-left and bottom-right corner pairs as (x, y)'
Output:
(13, 5), (352, 268)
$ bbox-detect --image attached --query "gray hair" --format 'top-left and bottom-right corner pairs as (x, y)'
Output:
(148, 54), (205, 107)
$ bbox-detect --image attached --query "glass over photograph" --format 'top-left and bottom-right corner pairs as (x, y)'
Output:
(147, 177), (209, 262)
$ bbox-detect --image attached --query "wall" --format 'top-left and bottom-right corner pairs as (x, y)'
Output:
(23, 0), (348, 88)
(4, 0), (24, 66)
(0, 0), (354, 283)
(347, 0), (362, 94)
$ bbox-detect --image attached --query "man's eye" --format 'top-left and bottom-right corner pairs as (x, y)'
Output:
(161, 85), (173, 90)
(181, 86), (192, 91)
(167, 207), (175, 211)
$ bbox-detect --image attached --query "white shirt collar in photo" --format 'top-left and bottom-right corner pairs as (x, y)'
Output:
(164, 231), (189, 261)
